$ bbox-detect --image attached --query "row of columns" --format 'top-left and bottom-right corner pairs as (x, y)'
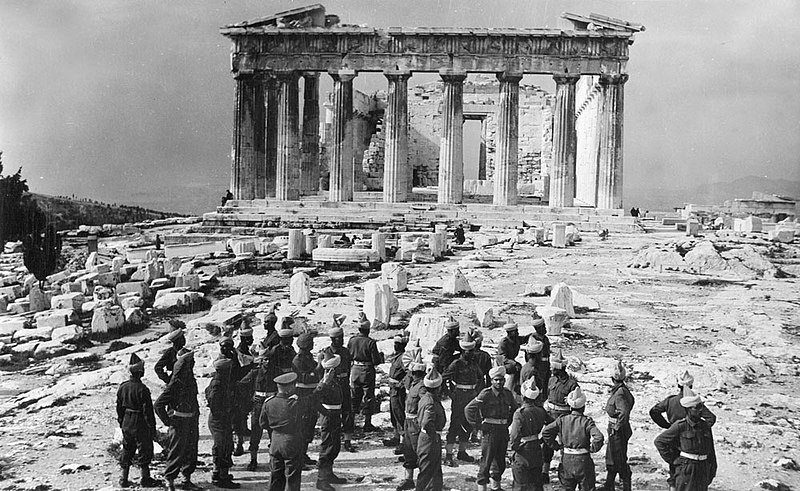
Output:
(230, 69), (627, 208)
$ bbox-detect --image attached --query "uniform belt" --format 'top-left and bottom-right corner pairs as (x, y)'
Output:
(172, 411), (194, 418)
(296, 382), (318, 389)
(255, 391), (268, 397)
(608, 417), (619, 423)
(482, 418), (507, 425)
(388, 377), (401, 385)
(545, 401), (570, 411)
(455, 384), (476, 390)
(337, 373), (349, 378)
(520, 435), (540, 443)
(405, 412), (417, 419)
(125, 408), (142, 413)
(353, 361), (373, 366)
(322, 403), (342, 410)
(279, 367), (293, 373)
(562, 448), (589, 455)
(680, 451), (707, 461)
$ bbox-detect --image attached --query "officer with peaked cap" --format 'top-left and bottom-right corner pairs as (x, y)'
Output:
(233, 323), (256, 456)
(431, 318), (462, 374)
(116, 353), (160, 488)
(155, 328), (186, 384)
(384, 333), (409, 452)
(650, 372), (716, 491)
(509, 379), (553, 491)
(654, 387), (717, 491)
(604, 360), (635, 491)
(541, 349), (579, 484)
(442, 331), (482, 466)
(318, 314), (355, 451)
(207, 358), (239, 488)
(415, 365), (447, 491)
(347, 313), (384, 432)
(396, 355), (428, 490)
(465, 365), (519, 491)
(542, 387), (604, 491)
(293, 331), (320, 468)
(316, 352), (347, 491)
(154, 348), (200, 491)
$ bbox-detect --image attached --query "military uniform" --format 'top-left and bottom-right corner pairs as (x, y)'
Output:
(206, 360), (236, 485)
(387, 349), (408, 443)
(531, 332), (551, 402)
(317, 370), (344, 484)
(154, 346), (179, 384)
(541, 410), (604, 491)
(442, 354), (481, 449)
(232, 341), (255, 452)
(474, 349), (493, 391)
(654, 417), (717, 491)
(266, 342), (297, 394)
(509, 400), (553, 491)
(240, 360), (272, 469)
(498, 332), (526, 393)
(605, 381), (635, 490)
(402, 375), (426, 473)
(415, 391), (447, 491)
(431, 331), (460, 374)
(293, 348), (321, 453)
(542, 372), (579, 477)
(116, 376), (156, 475)
(319, 343), (354, 438)
(465, 386), (519, 488)
(347, 332), (383, 421)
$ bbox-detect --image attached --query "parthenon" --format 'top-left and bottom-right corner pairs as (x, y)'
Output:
(218, 4), (643, 224)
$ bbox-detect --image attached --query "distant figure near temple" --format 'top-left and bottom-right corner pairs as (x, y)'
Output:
(221, 190), (234, 206)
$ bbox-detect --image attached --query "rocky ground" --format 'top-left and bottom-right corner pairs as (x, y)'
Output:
(1, 225), (799, 491)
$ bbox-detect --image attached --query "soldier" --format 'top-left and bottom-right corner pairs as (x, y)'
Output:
(529, 318), (550, 401)
(541, 349), (579, 484)
(316, 351), (348, 491)
(155, 328), (185, 384)
(465, 365), (519, 491)
(154, 348), (201, 491)
(116, 353), (160, 488)
(240, 352), (271, 471)
(348, 315), (384, 432)
(509, 379), (553, 491)
(654, 387), (717, 491)
(233, 325), (256, 456)
(206, 358), (239, 488)
(498, 322), (524, 395)
(416, 365), (447, 491)
(293, 331), (321, 467)
(267, 323), (298, 391)
(542, 387), (604, 491)
(255, 303), (281, 357)
(431, 319), (462, 374)
(604, 360), (635, 491)
(397, 357), (427, 491)
(384, 333), (409, 452)
(650, 373), (716, 491)
(318, 315), (355, 452)
(472, 329), (492, 391)
(519, 336), (543, 386)
(442, 332), (481, 466)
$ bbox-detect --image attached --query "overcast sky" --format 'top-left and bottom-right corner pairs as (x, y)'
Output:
(1, 0), (798, 210)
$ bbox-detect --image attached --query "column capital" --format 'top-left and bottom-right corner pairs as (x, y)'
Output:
(233, 69), (255, 80)
(599, 73), (629, 86)
(553, 73), (581, 85)
(329, 68), (357, 82)
(439, 69), (467, 83)
(301, 71), (320, 80)
(384, 69), (412, 80)
(497, 71), (523, 83)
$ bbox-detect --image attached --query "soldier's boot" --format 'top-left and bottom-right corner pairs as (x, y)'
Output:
(343, 439), (357, 452)
(119, 465), (131, 488)
(165, 479), (177, 491)
(395, 469), (415, 490)
(621, 467), (632, 491)
(233, 436), (245, 457)
(382, 431), (401, 447)
(541, 462), (550, 484)
(139, 465), (161, 488)
(457, 442), (475, 463)
(489, 478), (502, 491)
(315, 480), (335, 491)
(246, 452), (258, 472)
(476, 485), (488, 491)
(215, 469), (240, 489)
(603, 468), (617, 491)
(363, 414), (380, 432)
(443, 444), (458, 467)
(180, 474), (203, 491)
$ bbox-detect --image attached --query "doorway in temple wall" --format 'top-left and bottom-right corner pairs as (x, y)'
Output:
(463, 117), (486, 181)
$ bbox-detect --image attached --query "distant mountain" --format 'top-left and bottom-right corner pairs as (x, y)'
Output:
(29, 193), (184, 230)
(627, 176), (800, 212)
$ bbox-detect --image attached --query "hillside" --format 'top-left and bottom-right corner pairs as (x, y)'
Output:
(28, 193), (184, 230)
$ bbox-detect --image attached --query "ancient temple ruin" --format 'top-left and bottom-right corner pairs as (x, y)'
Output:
(209, 5), (644, 230)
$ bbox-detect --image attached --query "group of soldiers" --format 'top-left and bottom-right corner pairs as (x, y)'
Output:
(115, 311), (717, 491)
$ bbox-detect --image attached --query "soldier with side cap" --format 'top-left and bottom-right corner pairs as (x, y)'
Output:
(316, 351), (348, 491)
(396, 356), (427, 491)
(384, 333), (409, 452)
(541, 349), (579, 484)
(541, 387), (604, 491)
(465, 365), (519, 491)
(233, 324), (255, 456)
(442, 331), (481, 467)
(529, 317), (550, 401)
(431, 318), (462, 374)
(318, 314), (355, 451)
(206, 358), (239, 488)
(267, 322), (298, 393)
(155, 328), (185, 384)
(154, 348), (201, 491)
(116, 353), (160, 488)
(348, 315), (384, 432)
(293, 331), (321, 468)
(415, 365), (447, 491)
(654, 387), (717, 491)
(509, 379), (553, 491)
(604, 360), (635, 491)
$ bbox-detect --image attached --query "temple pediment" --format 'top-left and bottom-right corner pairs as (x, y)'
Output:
(562, 12), (645, 34)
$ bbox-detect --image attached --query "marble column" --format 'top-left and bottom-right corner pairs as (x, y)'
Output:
(383, 69), (411, 203)
(596, 73), (628, 209)
(437, 69), (467, 204)
(548, 73), (580, 208)
(264, 76), (278, 198)
(493, 72), (523, 206)
(274, 71), (300, 201)
(230, 71), (264, 201)
(301, 73), (320, 196)
(328, 69), (356, 202)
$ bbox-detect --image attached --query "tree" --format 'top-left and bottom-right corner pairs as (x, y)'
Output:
(23, 222), (62, 288)
(0, 151), (32, 246)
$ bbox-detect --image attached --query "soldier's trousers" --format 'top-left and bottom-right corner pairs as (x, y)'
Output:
(208, 414), (234, 472)
(674, 459), (714, 491)
(249, 398), (270, 455)
(337, 378), (354, 435)
(605, 425), (632, 481)
(318, 411), (342, 480)
(446, 389), (475, 444)
(402, 417), (421, 470)
(120, 427), (154, 467)
(389, 387), (406, 435)
(297, 388), (318, 447)
(543, 409), (569, 473)
(512, 441), (543, 491)
(416, 431), (443, 491)
(232, 401), (250, 437)
(350, 365), (376, 416)
(164, 415), (198, 480)
(558, 454), (595, 491)
(477, 426), (509, 485)
(270, 442), (302, 491)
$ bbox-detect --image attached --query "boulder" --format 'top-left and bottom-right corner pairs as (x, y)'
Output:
(155, 286), (189, 301)
(152, 291), (204, 311)
(406, 314), (451, 353)
(565, 224), (581, 243)
(412, 251), (435, 263)
(96, 272), (119, 287)
(769, 228), (795, 243)
(35, 309), (79, 329)
(363, 279), (399, 326)
(143, 260), (162, 285)
(741, 216), (763, 233)
(163, 257), (182, 275)
(116, 281), (149, 298)
(51, 325), (83, 344)
(46, 270), (69, 284)
(34, 340), (74, 359)
(28, 286), (52, 313)
(458, 259), (492, 269)
(13, 326), (55, 342)
(317, 234), (333, 248)
(523, 284), (549, 297)
(175, 274), (200, 291)
(60, 282), (82, 294)
(75, 272), (99, 296)
(93, 285), (115, 302)
(289, 272), (312, 306)
(536, 305), (569, 335)
(0, 284), (22, 301)
(473, 235), (498, 248)
(442, 268), (472, 296)
(572, 289), (600, 312)
(92, 263), (111, 274)
(91, 305), (125, 334)
(686, 219), (702, 237)
(124, 307), (145, 327)
(8, 300), (30, 315)
(683, 241), (728, 274)
(372, 232), (387, 261)
(381, 262), (408, 292)
(0, 317), (28, 336)
(552, 223), (567, 248)
(474, 303), (495, 328)
(548, 282), (576, 317)
(118, 293), (143, 309)
(0, 295), (7, 314)
(112, 257), (126, 273)
(51, 292), (85, 311)
(12, 340), (40, 357)
(85, 252), (98, 271)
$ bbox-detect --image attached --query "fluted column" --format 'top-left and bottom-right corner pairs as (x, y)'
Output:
(383, 70), (411, 203)
(301, 73), (320, 195)
(230, 71), (264, 201)
(437, 69), (467, 204)
(596, 73), (628, 209)
(264, 76), (278, 197)
(274, 71), (301, 201)
(548, 73), (580, 208)
(328, 69), (356, 202)
(493, 72), (523, 206)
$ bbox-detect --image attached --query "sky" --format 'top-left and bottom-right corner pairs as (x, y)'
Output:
(1, 0), (799, 213)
